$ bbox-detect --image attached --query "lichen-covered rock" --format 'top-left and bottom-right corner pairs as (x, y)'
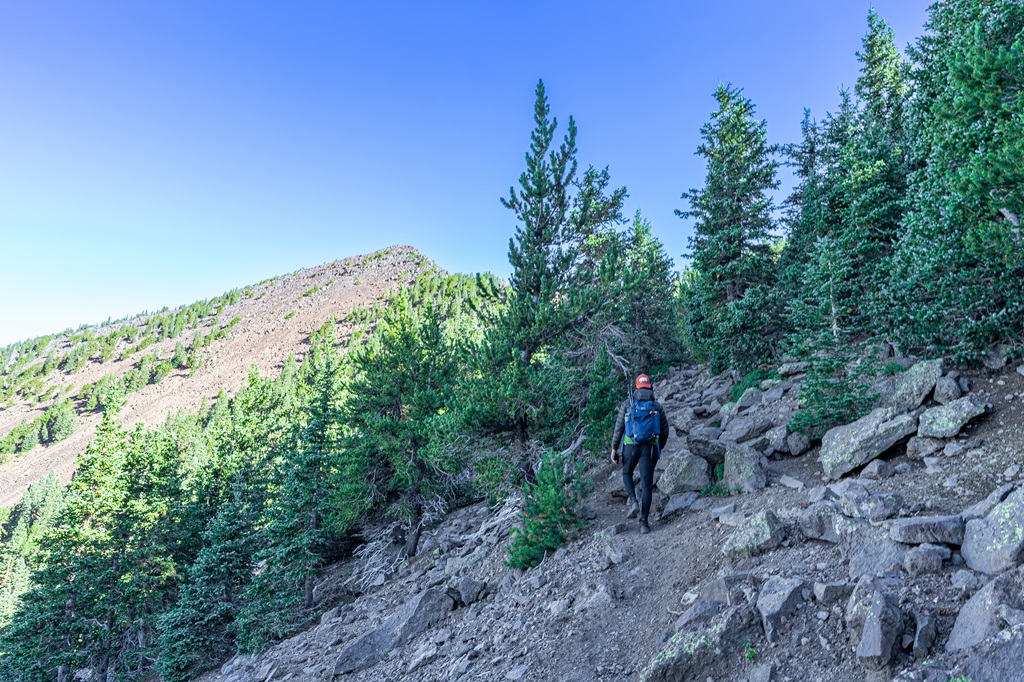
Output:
(820, 408), (918, 480)
(918, 396), (986, 439)
(889, 515), (965, 546)
(846, 576), (903, 671)
(838, 482), (903, 522)
(721, 416), (773, 444)
(843, 523), (910, 580)
(787, 431), (811, 456)
(656, 453), (710, 495)
(642, 605), (761, 682)
(947, 565), (1024, 651)
(799, 501), (844, 543)
(736, 387), (763, 410)
(961, 486), (1024, 575)
(933, 375), (962, 405)
(722, 510), (785, 558)
(762, 425), (790, 456)
(723, 442), (766, 493)
(875, 358), (943, 413)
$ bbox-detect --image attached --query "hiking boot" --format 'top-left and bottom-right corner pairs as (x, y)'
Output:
(626, 498), (640, 520)
(639, 520), (651, 535)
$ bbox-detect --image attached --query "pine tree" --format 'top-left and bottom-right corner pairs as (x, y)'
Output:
(678, 84), (781, 371)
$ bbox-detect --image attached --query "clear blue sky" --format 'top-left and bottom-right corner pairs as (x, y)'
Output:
(0, 1), (931, 346)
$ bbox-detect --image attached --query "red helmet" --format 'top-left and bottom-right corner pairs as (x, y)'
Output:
(635, 374), (652, 389)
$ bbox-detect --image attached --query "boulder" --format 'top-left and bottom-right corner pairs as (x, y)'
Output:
(670, 408), (697, 434)
(335, 588), (454, 674)
(933, 376), (962, 405)
(736, 387), (763, 410)
(699, 572), (760, 606)
(820, 408), (918, 480)
(962, 486), (1024, 575)
(905, 436), (944, 459)
(674, 599), (721, 630)
(875, 358), (943, 413)
(947, 565), (1024, 651)
(860, 459), (893, 480)
(777, 361), (809, 377)
(762, 425), (790, 456)
(837, 482), (903, 522)
(910, 611), (936, 659)
(904, 544), (952, 577)
(798, 501), (844, 544)
(722, 510), (785, 559)
(963, 484), (1018, 521)
(642, 605), (761, 682)
(721, 416), (773, 444)
(983, 344), (1011, 370)
(917, 396), (986, 439)
(756, 576), (806, 643)
(761, 384), (788, 405)
(844, 523), (910, 580)
(846, 577), (903, 671)
(889, 515), (964, 546)
(813, 581), (853, 606)
(723, 442), (766, 494)
(787, 432), (811, 456)
(687, 432), (726, 468)
(660, 492), (700, 521)
(656, 453), (710, 495)
(956, 624), (1024, 682)
(457, 576), (488, 605)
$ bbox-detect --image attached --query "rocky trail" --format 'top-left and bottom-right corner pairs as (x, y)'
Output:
(202, 353), (1024, 682)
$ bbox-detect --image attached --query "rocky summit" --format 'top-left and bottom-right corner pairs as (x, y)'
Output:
(192, 356), (1024, 682)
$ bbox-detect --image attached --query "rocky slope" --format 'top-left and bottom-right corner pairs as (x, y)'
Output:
(0, 246), (428, 507)
(198, 352), (1024, 682)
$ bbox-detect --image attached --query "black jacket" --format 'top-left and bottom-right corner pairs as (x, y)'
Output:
(611, 388), (670, 451)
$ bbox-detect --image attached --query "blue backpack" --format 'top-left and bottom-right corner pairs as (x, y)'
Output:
(627, 397), (660, 446)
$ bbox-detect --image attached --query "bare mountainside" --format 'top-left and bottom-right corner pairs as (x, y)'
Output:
(0, 246), (429, 507)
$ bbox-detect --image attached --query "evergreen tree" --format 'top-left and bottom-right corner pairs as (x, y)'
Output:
(678, 84), (781, 371)
(889, 0), (1024, 359)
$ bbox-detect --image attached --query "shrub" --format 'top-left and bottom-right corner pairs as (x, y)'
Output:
(506, 450), (589, 569)
(44, 402), (78, 444)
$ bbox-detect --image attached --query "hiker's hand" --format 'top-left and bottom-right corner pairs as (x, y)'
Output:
(610, 449), (619, 464)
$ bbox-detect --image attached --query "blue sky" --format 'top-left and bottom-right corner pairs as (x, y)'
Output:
(0, 1), (931, 346)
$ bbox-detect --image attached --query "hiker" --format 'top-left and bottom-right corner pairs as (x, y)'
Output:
(610, 374), (669, 534)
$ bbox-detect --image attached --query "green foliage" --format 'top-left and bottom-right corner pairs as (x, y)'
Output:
(43, 401), (77, 444)
(742, 641), (758, 661)
(700, 462), (731, 497)
(679, 85), (782, 372)
(506, 449), (589, 569)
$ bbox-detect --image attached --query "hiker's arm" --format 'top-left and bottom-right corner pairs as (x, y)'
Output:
(610, 402), (626, 452)
(658, 404), (669, 450)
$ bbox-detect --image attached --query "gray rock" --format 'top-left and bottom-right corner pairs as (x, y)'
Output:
(951, 569), (985, 594)
(604, 542), (630, 566)
(904, 544), (952, 577)
(956, 624), (1024, 682)
(687, 432), (726, 467)
(699, 572), (760, 606)
(963, 483), (1018, 521)
(721, 416), (773, 444)
(983, 344), (1011, 370)
(335, 588), (454, 674)
(505, 663), (530, 680)
(656, 453), (710, 495)
(934, 376), (962, 405)
(674, 599), (721, 630)
(944, 441), (967, 457)
(845, 523), (910, 580)
(778, 362), (809, 376)
(761, 385), (786, 406)
(918, 396), (986, 439)
(736, 387), (763, 410)
(779, 474), (804, 490)
(458, 576), (487, 605)
(861, 459), (893, 480)
(799, 501), (844, 544)
(807, 486), (837, 504)
(820, 408), (919, 480)
(911, 611), (936, 659)
(1018, 365), (1024, 378)
(709, 502), (735, 520)
(763, 425), (790, 456)
(838, 482), (903, 522)
(722, 510), (786, 559)
(660, 492), (699, 521)
(905, 436), (945, 459)
(962, 486), (1024, 575)
(756, 576), (806, 643)
(876, 358), (943, 413)
(889, 515), (965, 546)
(723, 442), (766, 494)
(846, 577), (903, 671)
(670, 407), (697, 434)
(787, 432), (812, 456)
(947, 565), (1024, 651)
(643, 606), (762, 682)
(749, 662), (777, 682)
(813, 581), (853, 606)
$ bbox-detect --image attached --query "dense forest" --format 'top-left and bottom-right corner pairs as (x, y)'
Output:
(1, 2), (1022, 679)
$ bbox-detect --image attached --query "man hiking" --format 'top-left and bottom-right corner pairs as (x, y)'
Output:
(610, 374), (669, 534)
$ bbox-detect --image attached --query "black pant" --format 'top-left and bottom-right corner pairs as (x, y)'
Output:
(621, 443), (656, 524)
